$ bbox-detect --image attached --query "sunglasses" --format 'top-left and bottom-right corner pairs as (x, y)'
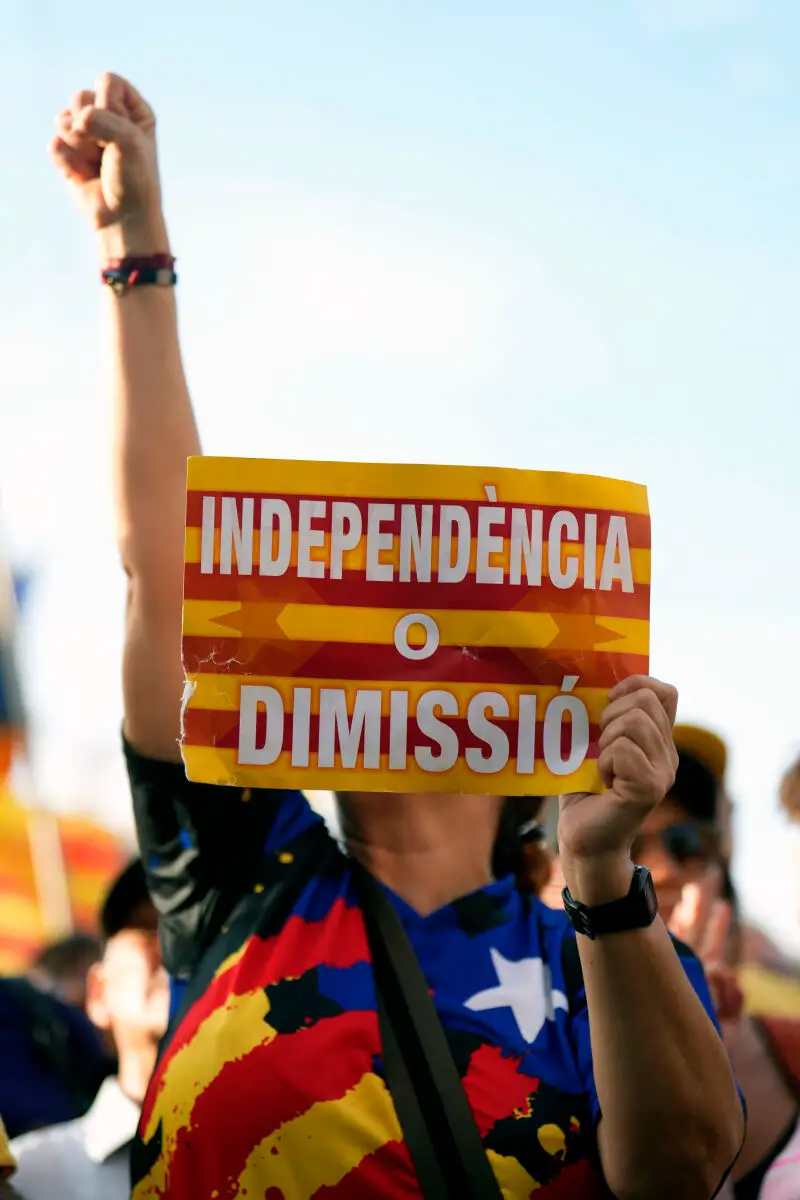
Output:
(632, 821), (720, 865)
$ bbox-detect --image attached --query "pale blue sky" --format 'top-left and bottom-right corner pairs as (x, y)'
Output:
(1, 0), (799, 951)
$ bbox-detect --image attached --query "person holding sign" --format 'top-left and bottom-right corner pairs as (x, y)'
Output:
(51, 74), (744, 1200)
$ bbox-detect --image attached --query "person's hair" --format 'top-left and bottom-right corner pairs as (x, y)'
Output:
(719, 862), (742, 967)
(100, 858), (150, 943)
(671, 751), (718, 824)
(779, 755), (800, 822)
(29, 933), (102, 986)
(492, 796), (552, 895)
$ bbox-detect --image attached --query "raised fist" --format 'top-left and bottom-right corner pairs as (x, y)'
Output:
(559, 677), (678, 845)
(50, 73), (167, 255)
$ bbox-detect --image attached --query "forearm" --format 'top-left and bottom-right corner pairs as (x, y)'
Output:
(100, 220), (201, 757)
(565, 857), (743, 1200)
(100, 221), (200, 579)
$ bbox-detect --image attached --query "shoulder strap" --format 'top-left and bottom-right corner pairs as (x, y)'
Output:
(163, 821), (331, 1051)
(351, 862), (503, 1200)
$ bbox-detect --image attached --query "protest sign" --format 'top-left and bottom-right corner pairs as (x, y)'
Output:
(181, 458), (650, 794)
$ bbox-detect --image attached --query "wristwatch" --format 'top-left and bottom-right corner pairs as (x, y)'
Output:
(562, 866), (658, 940)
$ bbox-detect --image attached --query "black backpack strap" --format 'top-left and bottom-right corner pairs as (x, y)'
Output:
(162, 821), (331, 1052)
(351, 862), (503, 1200)
(376, 986), (452, 1200)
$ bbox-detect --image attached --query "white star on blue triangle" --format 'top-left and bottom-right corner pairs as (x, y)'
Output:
(464, 948), (568, 1043)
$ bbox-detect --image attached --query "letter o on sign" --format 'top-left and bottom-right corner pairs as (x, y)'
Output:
(394, 613), (440, 661)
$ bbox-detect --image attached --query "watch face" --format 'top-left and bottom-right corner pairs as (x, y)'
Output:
(639, 867), (659, 921)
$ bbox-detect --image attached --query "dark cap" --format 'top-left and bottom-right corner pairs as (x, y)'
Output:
(99, 858), (150, 942)
(670, 750), (718, 824)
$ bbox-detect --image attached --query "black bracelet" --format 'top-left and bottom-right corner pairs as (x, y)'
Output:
(102, 265), (178, 295)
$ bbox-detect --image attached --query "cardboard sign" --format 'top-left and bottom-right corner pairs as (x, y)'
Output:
(181, 458), (650, 794)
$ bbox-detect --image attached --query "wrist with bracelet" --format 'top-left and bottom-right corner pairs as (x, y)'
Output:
(101, 253), (177, 295)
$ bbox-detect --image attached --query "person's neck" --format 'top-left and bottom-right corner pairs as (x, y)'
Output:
(117, 1042), (159, 1107)
(341, 791), (500, 915)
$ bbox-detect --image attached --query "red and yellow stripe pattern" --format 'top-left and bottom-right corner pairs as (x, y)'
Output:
(0, 793), (127, 972)
(0, 793), (46, 971)
(181, 459), (650, 794)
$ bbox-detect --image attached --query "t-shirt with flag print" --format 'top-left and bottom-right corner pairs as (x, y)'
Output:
(126, 741), (722, 1200)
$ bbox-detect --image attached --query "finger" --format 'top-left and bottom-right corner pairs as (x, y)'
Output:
(599, 707), (671, 767)
(669, 881), (702, 946)
(95, 72), (127, 114)
(609, 676), (679, 727)
(702, 897), (732, 964)
(55, 111), (100, 159)
(690, 864), (722, 953)
(600, 688), (675, 749)
(48, 136), (98, 184)
(70, 89), (95, 119)
(597, 737), (654, 795)
(95, 72), (155, 128)
(72, 105), (141, 148)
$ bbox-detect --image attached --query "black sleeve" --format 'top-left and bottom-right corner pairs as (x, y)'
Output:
(124, 738), (287, 978)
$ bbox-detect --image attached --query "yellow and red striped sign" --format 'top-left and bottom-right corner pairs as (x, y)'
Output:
(181, 459), (650, 794)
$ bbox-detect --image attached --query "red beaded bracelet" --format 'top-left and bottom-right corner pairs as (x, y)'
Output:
(101, 254), (177, 295)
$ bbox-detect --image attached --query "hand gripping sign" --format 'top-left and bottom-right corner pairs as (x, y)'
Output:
(180, 459), (650, 794)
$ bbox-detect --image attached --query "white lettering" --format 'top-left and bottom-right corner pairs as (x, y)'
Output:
(259, 498), (292, 577)
(329, 501), (362, 580)
(399, 504), (433, 583)
(583, 513), (597, 591)
(200, 496), (216, 574)
(516, 694), (537, 775)
(318, 688), (382, 769)
(389, 690), (409, 770)
(366, 503), (395, 582)
(437, 506), (471, 583)
(510, 508), (543, 586)
(599, 516), (634, 593)
(543, 679), (590, 776)
(201, 496), (602, 589)
(238, 685), (284, 765)
(414, 690), (459, 772)
(475, 507), (506, 585)
(220, 497), (254, 575)
(291, 687), (312, 768)
(465, 692), (509, 774)
(297, 499), (327, 579)
(394, 613), (440, 662)
(548, 510), (580, 590)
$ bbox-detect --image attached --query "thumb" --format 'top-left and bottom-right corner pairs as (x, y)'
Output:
(72, 105), (142, 148)
(701, 898), (733, 965)
(670, 881), (701, 930)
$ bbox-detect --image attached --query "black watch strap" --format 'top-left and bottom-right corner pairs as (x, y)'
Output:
(562, 865), (658, 940)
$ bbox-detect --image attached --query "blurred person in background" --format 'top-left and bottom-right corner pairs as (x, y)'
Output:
(538, 726), (729, 916)
(0, 966), (111, 1140)
(780, 757), (800, 824)
(27, 933), (102, 1013)
(749, 755), (800, 1200)
(10, 860), (169, 1200)
(542, 726), (798, 1199)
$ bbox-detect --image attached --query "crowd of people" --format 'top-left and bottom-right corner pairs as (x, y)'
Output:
(0, 71), (798, 1199)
